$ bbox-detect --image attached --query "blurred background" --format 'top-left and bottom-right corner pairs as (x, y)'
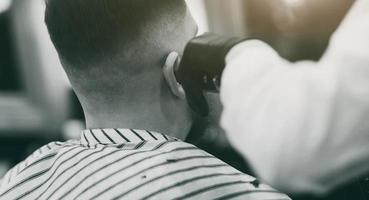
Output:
(0, 0), (367, 199)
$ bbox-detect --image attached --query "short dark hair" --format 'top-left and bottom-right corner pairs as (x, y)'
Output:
(45, 0), (187, 67)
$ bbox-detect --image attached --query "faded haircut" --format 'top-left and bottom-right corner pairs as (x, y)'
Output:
(45, 0), (187, 67)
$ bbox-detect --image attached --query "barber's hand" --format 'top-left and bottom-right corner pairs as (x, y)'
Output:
(176, 33), (244, 116)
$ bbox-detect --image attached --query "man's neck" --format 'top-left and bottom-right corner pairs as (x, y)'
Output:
(84, 104), (192, 141)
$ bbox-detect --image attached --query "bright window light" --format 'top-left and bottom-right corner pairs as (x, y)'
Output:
(0, 0), (12, 14)
(284, 0), (303, 6)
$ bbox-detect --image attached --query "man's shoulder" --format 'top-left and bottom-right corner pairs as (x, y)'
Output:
(0, 141), (76, 188)
(0, 139), (291, 200)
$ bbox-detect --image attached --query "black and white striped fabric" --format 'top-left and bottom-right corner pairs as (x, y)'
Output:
(0, 129), (291, 200)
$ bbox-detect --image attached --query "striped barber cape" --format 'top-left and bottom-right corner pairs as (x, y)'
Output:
(0, 129), (291, 200)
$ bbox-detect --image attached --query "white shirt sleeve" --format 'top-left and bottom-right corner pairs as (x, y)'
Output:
(220, 0), (369, 194)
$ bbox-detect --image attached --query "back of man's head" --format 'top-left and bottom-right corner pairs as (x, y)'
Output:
(46, 0), (189, 66)
(45, 0), (197, 115)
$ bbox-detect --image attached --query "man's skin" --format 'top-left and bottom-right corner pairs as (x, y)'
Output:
(45, 0), (198, 140)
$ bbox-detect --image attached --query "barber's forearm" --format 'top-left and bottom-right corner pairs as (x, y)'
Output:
(220, 0), (369, 193)
(221, 37), (369, 194)
(221, 40), (314, 193)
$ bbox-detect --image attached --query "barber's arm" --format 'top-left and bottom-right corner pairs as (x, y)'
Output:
(177, 0), (369, 195)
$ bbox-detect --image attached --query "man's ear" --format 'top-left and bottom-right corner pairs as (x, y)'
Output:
(163, 52), (186, 99)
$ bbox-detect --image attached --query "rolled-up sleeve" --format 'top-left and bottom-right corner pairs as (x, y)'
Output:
(220, 0), (369, 194)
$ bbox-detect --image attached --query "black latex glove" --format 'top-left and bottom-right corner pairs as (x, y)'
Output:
(176, 33), (244, 116)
